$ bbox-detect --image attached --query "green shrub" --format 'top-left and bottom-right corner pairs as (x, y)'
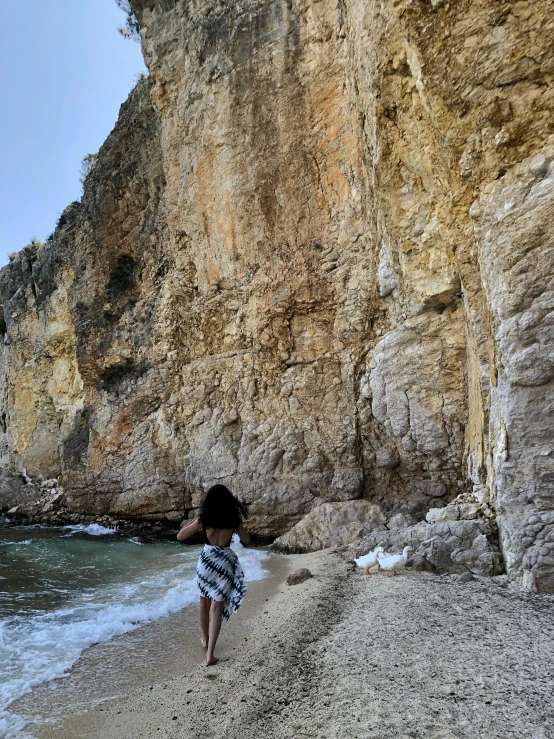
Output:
(116, 0), (140, 41)
(79, 152), (98, 186)
(56, 212), (68, 229)
(27, 237), (42, 253)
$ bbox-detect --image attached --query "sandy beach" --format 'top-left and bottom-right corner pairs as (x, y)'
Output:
(23, 547), (553, 739)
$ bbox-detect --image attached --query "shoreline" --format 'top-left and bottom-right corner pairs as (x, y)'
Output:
(11, 544), (286, 737)
(23, 548), (554, 739)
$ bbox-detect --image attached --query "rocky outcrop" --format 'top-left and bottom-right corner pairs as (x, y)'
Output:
(0, 0), (553, 589)
(426, 486), (495, 525)
(358, 520), (503, 577)
(469, 149), (554, 593)
(273, 500), (385, 552)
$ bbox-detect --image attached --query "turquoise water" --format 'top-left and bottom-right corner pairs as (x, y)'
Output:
(0, 525), (268, 739)
(0, 526), (193, 617)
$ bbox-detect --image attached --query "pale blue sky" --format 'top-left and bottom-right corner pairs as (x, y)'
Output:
(0, 0), (146, 267)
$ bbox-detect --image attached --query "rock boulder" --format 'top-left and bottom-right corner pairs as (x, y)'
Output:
(273, 501), (386, 553)
(286, 568), (313, 586)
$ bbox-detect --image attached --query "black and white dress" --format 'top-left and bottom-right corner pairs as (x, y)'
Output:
(195, 527), (247, 622)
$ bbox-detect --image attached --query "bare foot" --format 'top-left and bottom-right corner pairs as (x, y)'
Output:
(201, 638), (208, 649)
(206, 656), (219, 666)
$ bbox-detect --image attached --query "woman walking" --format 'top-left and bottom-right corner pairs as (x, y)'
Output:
(177, 484), (250, 665)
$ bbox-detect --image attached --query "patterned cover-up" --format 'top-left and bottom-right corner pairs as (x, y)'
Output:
(196, 544), (247, 622)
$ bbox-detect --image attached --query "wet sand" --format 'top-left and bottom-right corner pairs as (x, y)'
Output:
(27, 549), (554, 739)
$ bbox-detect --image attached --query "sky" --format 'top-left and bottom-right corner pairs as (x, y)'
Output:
(0, 0), (146, 267)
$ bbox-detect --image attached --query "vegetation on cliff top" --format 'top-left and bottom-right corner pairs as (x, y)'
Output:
(79, 152), (99, 188)
(116, 0), (140, 42)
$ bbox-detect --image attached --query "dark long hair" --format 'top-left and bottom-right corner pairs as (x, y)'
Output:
(198, 485), (248, 530)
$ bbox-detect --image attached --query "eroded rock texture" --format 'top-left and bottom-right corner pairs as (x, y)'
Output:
(0, 0), (553, 588)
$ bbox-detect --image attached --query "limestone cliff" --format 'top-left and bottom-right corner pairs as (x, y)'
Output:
(1, 0), (552, 590)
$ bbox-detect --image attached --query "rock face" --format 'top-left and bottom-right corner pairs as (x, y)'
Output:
(0, 0), (553, 588)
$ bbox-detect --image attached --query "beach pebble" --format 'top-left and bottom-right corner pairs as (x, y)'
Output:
(457, 571), (475, 584)
(287, 568), (313, 585)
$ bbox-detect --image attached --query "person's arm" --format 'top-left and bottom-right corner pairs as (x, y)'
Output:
(236, 523), (250, 545)
(177, 518), (202, 542)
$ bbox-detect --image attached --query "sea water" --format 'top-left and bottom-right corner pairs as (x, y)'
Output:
(0, 525), (268, 738)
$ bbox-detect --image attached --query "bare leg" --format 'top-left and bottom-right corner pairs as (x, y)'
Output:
(206, 599), (224, 666)
(200, 596), (210, 648)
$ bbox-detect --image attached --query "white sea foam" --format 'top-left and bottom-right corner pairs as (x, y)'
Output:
(231, 535), (269, 582)
(0, 540), (32, 548)
(0, 538), (268, 739)
(61, 524), (116, 536)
